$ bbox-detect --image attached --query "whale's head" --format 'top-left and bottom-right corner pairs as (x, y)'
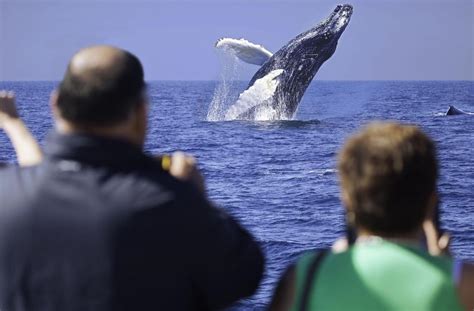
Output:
(286, 4), (352, 66)
(326, 4), (353, 39)
(292, 4), (353, 60)
(269, 4), (352, 110)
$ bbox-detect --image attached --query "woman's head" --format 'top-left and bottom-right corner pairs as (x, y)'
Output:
(338, 122), (438, 236)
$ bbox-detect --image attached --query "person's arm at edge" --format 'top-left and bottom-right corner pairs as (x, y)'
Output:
(422, 216), (474, 310)
(268, 265), (297, 311)
(0, 91), (42, 166)
(459, 263), (474, 311)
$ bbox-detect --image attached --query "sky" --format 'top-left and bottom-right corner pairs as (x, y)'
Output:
(0, 0), (472, 81)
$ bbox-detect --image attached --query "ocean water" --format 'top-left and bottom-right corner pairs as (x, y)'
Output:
(0, 80), (473, 309)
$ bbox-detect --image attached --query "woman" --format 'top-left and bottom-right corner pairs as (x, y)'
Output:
(269, 122), (473, 311)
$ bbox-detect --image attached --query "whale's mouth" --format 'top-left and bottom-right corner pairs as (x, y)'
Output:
(327, 4), (353, 35)
(296, 4), (353, 47)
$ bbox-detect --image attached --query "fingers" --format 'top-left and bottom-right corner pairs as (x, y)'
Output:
(438, 233), (451, 254)
(0, 90), (15, 100)
(158, 152), (197, 177)
(0, 90), (19, 122)
(423, 220), (451, 256)
(170, 151), (197, 179)
(168, 151), (206, 194)
(423, 220), (438, 255)
(332, 237), (349, 253)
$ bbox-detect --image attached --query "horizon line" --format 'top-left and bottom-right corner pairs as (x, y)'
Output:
(1, 79), (473, 83)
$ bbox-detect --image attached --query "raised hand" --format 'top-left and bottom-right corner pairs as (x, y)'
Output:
(160, 151), (206, 194)
(0, 91), (20, 127)
(0, 90), (42, 166)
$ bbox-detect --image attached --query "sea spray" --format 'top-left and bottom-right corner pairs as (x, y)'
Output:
(225, 69), (284, 121)
(207, 50), (243, 121)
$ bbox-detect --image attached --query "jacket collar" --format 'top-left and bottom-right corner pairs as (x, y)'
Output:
(44, 132), (155, 170)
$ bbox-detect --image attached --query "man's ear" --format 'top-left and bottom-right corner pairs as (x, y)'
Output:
(50, 90), (60, 120)
(130, 99), (148, 146)
(132, 99), (147, 127)
(137, 99), (147, 119)
(50, 90), (71, 132)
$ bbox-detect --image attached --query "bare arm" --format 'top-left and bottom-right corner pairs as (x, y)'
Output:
(0, 91), (42, 166)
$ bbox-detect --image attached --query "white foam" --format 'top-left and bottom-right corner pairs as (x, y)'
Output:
(215, 38), (273, 66)
(225, 69), (284, 120)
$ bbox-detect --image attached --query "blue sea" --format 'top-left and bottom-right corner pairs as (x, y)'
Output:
(0, 81), (473, 309)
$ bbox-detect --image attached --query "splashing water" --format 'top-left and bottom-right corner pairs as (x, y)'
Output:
(225, 69), (284, 121)
(207, 50), (243, 121)
(208, 38), (289, 121)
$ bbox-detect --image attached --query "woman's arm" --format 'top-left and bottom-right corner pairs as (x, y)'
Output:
(0, 91), (42, 166)
(458, 263), (474, 311)
(268, 266), (297, 311)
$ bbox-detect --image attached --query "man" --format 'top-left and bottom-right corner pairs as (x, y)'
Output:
(0, 46), (264, 310)
(268, 122), (473, 311)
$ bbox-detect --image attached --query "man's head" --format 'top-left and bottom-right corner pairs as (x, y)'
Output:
(338, 122), (438, 236)
(52, 46), (147, 146)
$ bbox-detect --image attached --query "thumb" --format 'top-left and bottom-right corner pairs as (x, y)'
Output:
(438, 233), (451, 255)
(423, 220), (450, 256)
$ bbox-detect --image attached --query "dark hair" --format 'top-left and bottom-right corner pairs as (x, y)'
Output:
(338, 122), (438, 236)
(57, 50), (145, 126)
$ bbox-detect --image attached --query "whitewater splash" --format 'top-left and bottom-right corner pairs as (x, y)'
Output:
(208, 38), (284, 121)
(207, 47), (244, 121)
(225, 69), (285, 121)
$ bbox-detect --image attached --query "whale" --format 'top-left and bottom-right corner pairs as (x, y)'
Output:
(215, 4), (353, 120)
(446, 105), (474, 116)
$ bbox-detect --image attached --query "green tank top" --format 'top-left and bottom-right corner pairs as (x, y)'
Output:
(291, 239), (463, 311)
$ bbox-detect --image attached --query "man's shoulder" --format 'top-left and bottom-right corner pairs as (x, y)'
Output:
(88, 156), (206, 210)
(0, 163), (35, 184)
(0, 164), (42, 211)
(0, 164), (14, 191)
(0, 162), (16, 172)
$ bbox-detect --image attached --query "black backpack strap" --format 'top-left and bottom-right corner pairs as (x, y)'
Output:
(298, 249), (329, 311)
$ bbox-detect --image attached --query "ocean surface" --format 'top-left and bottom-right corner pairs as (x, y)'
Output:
(0, 80), (473, 309)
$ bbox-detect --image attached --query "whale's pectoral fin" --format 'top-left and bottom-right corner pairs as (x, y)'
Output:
(225, 69), (284, 120)
(215, 38), (273, 66)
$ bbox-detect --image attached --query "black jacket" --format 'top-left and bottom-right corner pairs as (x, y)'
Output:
(0, 133), (264, 311)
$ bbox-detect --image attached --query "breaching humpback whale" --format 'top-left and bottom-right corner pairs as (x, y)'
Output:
(216, 4), (353, 120)
(446, 105), (474, 116)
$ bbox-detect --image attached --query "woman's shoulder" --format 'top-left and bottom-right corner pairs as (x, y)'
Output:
(458, 262), (474, 310)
